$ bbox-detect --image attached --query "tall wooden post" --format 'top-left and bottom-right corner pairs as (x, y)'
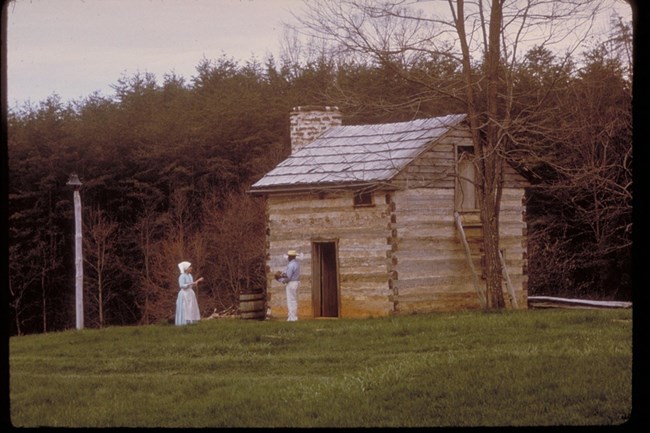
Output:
(67, 174), (83, 330)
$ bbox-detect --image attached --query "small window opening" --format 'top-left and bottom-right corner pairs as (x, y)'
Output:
(353, 191), (373, 207)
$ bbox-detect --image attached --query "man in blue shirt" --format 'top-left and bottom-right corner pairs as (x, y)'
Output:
(276, 250), (300, 321)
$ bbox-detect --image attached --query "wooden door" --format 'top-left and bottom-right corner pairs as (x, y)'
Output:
(456, 146), (477, 211)
(312, 241), (339, 317)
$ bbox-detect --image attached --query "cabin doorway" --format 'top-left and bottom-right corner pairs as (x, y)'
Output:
(312, 241), (339, 317)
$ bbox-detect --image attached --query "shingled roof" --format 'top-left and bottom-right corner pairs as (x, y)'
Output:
(250, 113), (467, 193)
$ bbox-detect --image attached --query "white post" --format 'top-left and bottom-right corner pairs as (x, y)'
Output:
(73, 189), (84, 329)
(67, 173), (84, 330)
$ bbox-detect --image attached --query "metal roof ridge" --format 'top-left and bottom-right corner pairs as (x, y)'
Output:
(316, 113), (466, 138)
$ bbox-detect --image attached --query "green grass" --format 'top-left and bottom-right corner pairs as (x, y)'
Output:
(9, 309), (632, 427)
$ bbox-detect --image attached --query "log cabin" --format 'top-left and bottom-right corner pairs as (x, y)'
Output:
(249, 106), (529, 318)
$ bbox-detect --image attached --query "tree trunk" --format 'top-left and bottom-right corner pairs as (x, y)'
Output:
(455, 0), (506, 309)
(98, 272), (104, 328)
(482, 197), (505, 309)
(479, 0), (506, 309)
(41, 267), (47, 333)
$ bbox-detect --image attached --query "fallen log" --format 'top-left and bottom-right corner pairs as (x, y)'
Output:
(528, 296), (632, 309)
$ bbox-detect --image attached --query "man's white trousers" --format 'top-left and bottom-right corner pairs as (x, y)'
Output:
(286, 281), (299, 321)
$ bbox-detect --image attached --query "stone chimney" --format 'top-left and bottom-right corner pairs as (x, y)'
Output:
(290, 106), (342, 154)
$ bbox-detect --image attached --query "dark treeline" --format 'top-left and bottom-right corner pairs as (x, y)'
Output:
(8, 35), (631, 335)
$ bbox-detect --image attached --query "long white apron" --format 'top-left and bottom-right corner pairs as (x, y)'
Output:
(175, 288), (200, 325)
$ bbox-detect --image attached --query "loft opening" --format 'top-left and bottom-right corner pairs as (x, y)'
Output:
(455, 145), (478, 212)
(353, 191), (374, 207)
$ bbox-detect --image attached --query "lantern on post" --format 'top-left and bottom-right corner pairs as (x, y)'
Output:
(66, 173), (84, 330)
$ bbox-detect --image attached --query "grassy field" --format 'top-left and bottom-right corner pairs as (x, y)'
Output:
(9, 309), (632, 427)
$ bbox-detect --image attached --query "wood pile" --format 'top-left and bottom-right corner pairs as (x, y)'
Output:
(204, 305), (239, 319)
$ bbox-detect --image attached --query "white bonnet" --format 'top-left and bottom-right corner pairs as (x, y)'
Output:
(178, 261), (191, 274)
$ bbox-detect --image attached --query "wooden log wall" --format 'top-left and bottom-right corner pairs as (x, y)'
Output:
(498, 188), (529, 308)
(392, 126), (469, 189)
(390, 187), (528, 312)
(265, 192), (394, 319)
(390, 188), (481, 312)
(389, 125), (529, 312)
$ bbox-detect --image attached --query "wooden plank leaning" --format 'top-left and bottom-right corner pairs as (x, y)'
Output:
(454, 212), (487, 309)
(499, 249), (518, 309)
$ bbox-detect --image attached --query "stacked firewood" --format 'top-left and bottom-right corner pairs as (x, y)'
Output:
(204, 305), (238, 319)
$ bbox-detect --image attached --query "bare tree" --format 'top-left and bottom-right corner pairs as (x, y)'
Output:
(84, 207), (120, 328)
(201, 191), (267, 310)
(8, 257), (37, 336)
(36, 233), (62, 333)
(133, 202), (168, 324)
(521, 40), (632, 299)
(290, 0), (617, 308)
(132, 189), (213, 324)
(8, 195), (65, 334)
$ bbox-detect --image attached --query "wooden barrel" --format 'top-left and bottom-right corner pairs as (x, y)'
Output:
(239, 290), (266, 320)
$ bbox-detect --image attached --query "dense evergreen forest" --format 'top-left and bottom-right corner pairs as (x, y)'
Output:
(7, 21), (632, 334)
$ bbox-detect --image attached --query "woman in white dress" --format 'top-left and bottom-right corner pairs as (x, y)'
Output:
(175, 261), (203, 325)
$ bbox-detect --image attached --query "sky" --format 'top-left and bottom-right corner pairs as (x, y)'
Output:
(5, 0), (632, 109)
(5, 0), (304, 107)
